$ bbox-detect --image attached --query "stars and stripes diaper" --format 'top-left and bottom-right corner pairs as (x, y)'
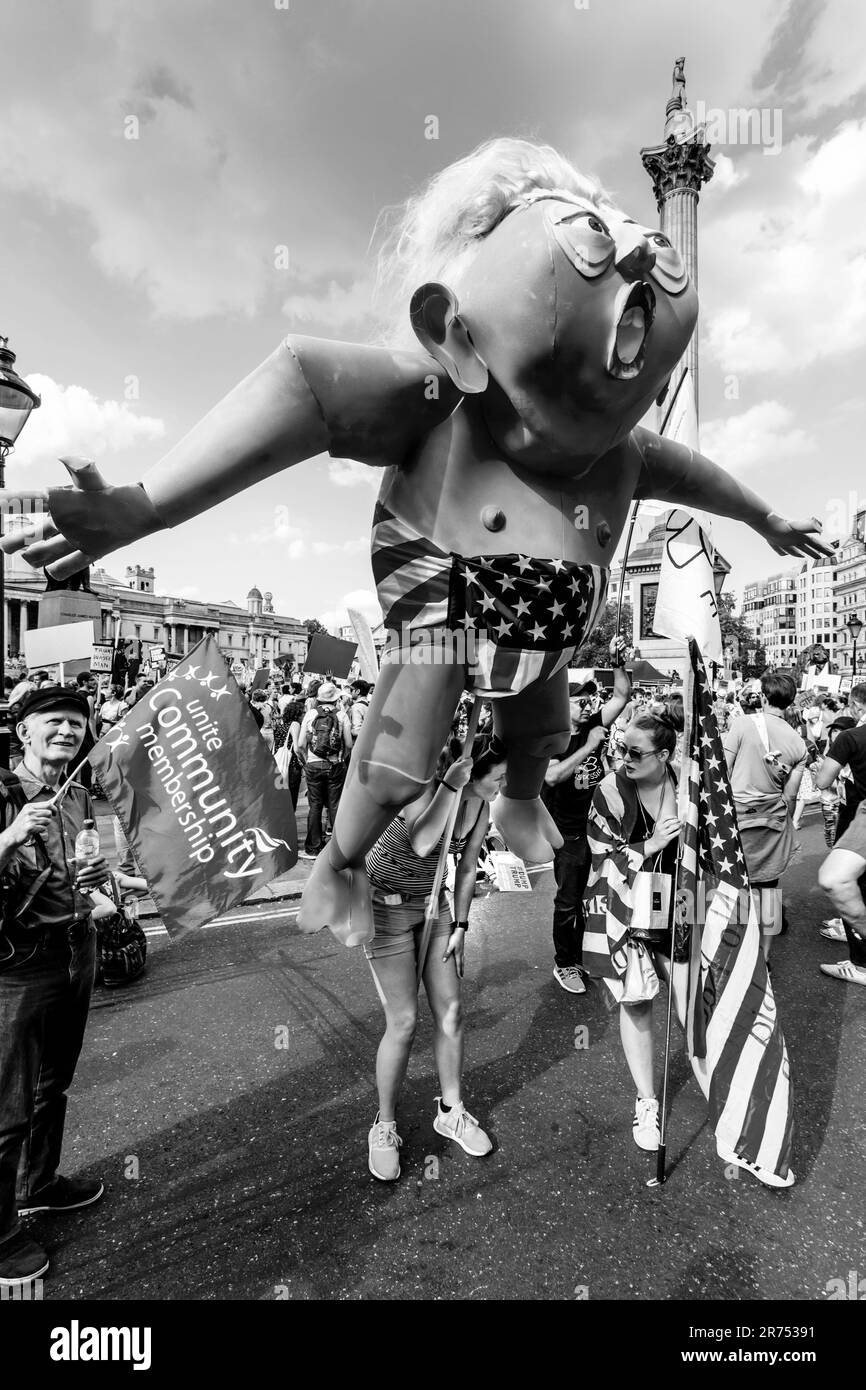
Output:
(371, 502), (608, 696)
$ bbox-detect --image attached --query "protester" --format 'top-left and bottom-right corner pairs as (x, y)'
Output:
(814, 684), (866, 947)
(817, 800), (866, 987)
(98, 684), (128, 733)
(364, 738), (505, 1181)
(0, 686), (110, 1289)
(542, 638), (631, 994)
(297, 681), (352, 859)
(815, 684), (866, 840)
(349, 679), (372, 739)
(249, 689), (276, 754)
(583, 711), (682, 1153)
(722, 673), (806, 958)
(7, 672), (36, 705)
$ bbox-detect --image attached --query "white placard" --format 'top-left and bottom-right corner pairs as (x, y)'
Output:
(91, 642), (114, 673)
(24, 620), (98, 668)
(488, 851), (533, 892)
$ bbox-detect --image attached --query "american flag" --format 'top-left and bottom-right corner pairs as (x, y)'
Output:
(448, 552), (608, 694)
(679, 639), (794, 1180)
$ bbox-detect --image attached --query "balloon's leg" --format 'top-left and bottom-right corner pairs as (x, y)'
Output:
(298, 656), (466, 944)
(490, 667), (570, 863)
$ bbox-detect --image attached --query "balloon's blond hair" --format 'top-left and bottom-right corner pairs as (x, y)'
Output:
(373, 137), (616, 345)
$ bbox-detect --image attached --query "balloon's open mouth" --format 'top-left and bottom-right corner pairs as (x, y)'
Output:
(607, 281), (656, 379)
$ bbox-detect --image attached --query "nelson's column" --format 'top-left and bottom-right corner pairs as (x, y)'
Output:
(640, 56), (715, 416)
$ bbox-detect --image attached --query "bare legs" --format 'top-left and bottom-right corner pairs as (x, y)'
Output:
(618, 954), (687, 1097)
(368, 934), (463, 1122)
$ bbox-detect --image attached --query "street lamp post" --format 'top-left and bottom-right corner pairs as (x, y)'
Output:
(0, 334), (41, 766)
(846, 614), (863, 687)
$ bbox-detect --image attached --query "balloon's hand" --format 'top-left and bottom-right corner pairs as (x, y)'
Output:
(0, 457), (165, 579)
(761, 513), (832, 560)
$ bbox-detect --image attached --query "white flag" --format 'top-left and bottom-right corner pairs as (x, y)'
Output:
(653, 371), (724, 664)
(347, 607), (380, 684)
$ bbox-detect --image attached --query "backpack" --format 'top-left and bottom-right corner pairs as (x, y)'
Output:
(311, 709), (342, 758)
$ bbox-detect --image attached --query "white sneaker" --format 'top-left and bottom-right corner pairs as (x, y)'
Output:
(368, 1115), (402, 1181)
(716, 1142), (795, 1189)
(633, 1096), (660, 1151)
(553, 965), (586, 995)
(820, 918), (847, 942)
(820, 959), (866, 986)
(433, 1098), (493, 1156)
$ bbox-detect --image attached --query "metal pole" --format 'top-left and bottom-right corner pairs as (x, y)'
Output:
(415, 695), (482, 987)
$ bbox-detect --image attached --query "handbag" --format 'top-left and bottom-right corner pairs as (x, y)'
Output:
(620, 937), (659, 1004)
(631, 869), (673, 935)
(96, 878), (147, 988)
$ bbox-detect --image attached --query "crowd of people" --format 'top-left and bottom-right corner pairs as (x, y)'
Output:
(1, 649), (865, 1288)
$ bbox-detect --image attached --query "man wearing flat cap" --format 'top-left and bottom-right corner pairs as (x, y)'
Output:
(0, 686), (110, 1290)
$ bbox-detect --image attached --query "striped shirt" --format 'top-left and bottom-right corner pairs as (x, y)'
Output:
(366, 802), (480, 899)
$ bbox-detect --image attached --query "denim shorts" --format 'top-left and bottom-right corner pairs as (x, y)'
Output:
(363, 892), (452, 961)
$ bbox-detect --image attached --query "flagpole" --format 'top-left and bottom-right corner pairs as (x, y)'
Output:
(648, 639), (696, 1188)
(415, 695), (482, 987)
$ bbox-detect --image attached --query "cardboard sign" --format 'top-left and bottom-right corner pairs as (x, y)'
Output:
(305, 632), (357, 680)
(91, 642), (115, 673)
(24, 620), (98, 669)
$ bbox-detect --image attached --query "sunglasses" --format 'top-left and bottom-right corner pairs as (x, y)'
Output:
(616, 741), (659, 763)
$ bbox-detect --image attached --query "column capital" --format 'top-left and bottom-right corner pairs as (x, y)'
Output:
(640, 136), (715, 211)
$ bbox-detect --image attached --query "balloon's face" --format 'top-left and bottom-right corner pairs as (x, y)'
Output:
(458, 196), (698, 467)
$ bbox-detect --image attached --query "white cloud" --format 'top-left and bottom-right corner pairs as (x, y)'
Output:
(281, 278), (377, 336)
(702, 121), (866, 375)
(9, 374), (164, 468)
(709, 153), (748, 194)
(700, 400), (814, 476)
(311, 536), (368, 556)
(319, 586), (382, 635)
(328, 459), (381, 490)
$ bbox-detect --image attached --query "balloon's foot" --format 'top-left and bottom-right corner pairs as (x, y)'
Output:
(492, 794), (563, 863)
(298, 850), (374, 948)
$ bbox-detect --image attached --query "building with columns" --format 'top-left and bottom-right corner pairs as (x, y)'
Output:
(4, 537), (307, 673)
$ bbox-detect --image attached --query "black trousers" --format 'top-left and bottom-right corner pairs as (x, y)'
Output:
(552, 837), (592, 969)
(304, 760), (346, 855)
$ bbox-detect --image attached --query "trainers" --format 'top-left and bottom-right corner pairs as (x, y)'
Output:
(633, 1096), (660, 1151)
(18, 1175), (104, 1217)
(0, 1230), (49, 1287)
(553, 965), (586, 995)
(717, 1142), (795, 1189)
(433, 1098), (493, 1156)
(368, 1115), (402, 1181)
(820, 918), (847, 942)
(820, 960), (866, 986)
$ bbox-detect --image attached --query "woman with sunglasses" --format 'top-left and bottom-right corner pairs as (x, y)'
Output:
(583, 710), (682, 1151)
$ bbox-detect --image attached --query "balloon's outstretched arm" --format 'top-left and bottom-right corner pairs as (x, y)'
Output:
(632, 426), (832, 560)
(5, 336), (455, 578)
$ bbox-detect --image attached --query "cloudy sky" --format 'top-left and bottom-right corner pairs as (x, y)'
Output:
(3, 0), (864, 629)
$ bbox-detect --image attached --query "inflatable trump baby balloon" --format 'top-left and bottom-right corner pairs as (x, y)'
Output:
(4, 139), (829, 946)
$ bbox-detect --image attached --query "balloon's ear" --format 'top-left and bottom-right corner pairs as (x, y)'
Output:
(656, 375), (672, 408)
(409, 282), (488, 394)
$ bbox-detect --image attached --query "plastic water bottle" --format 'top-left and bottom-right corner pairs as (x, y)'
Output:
(74, 819), (100, 895)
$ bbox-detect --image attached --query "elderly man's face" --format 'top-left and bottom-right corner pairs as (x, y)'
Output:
(19, 707), (87, 764)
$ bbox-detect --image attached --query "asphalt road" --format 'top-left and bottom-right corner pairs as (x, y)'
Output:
(27, 812), (866, 1302)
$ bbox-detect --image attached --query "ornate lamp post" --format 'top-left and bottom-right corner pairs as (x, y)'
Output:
(847, 614), (863, 681)
(0, 334), (41, 765)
